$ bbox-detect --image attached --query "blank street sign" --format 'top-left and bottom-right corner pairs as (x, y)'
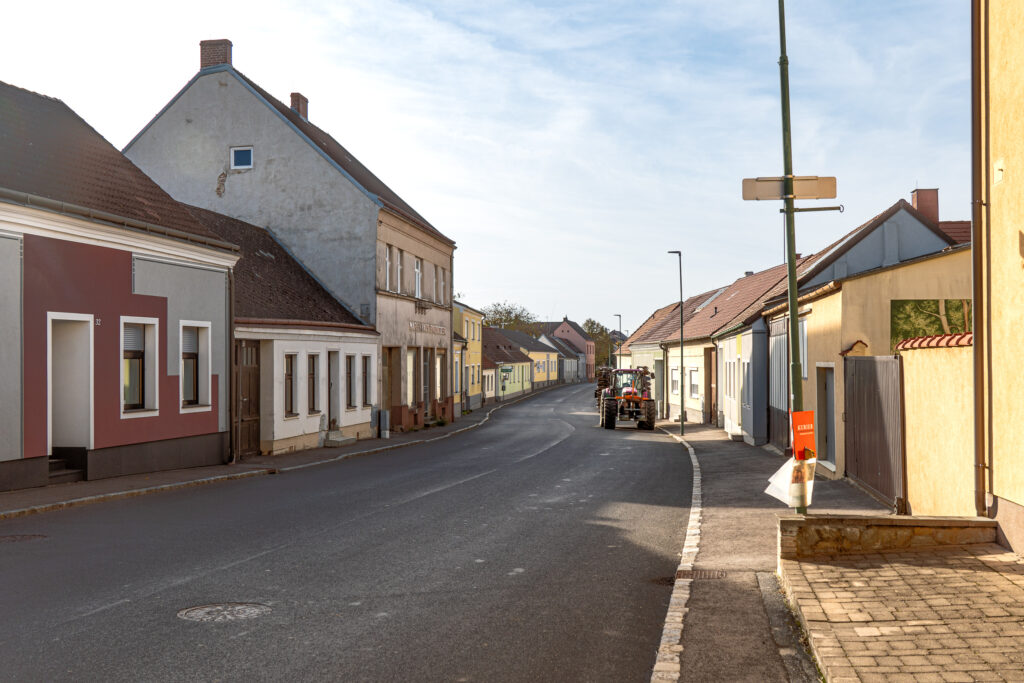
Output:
(742, 176), (837, 201)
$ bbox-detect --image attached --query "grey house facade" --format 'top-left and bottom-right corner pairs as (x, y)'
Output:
(125, 39), (456, 432)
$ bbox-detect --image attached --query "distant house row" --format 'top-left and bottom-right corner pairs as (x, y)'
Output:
(0, 41), (594, 493)
(622, 188), (971, 503)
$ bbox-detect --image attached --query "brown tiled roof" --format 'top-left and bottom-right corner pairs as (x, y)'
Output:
(540, 334), (575, 358)
(681, 263), (792, 341)
(500, 328), (555, 354)
(621, 302), (679, 351)
(895, 333), (973, 350)
(539, 318), (593, 342)
(482, 327), (532, 365)
(230, 70), (454, 247)
(483, 356), (497, 371)
(938, 220), (971, 244)
(187, 205), (367, 326)
(0, 80), (226, 246)
(711, 256), (813, 336)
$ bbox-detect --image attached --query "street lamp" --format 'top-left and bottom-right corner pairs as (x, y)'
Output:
(668, 250), (684, 436)
(613, 314), (622, 369)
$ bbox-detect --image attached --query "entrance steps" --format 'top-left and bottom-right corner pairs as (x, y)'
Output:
(323, 431), (356, 448)
(48, 456), (85, 484)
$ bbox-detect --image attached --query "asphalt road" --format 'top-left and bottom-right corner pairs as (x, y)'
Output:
(0, 384), (692, 682)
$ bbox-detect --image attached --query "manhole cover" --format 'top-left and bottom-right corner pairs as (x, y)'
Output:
(0, 534), (46, 543)
(677, 569), (727, 580)
(177, 603), (271, 622)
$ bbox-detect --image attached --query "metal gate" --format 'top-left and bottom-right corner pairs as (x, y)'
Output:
(844, 356), (906, 511)
(768, 318), (790, 452)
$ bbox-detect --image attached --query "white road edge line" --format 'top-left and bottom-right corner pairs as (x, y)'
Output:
(651, 428), (700, 683)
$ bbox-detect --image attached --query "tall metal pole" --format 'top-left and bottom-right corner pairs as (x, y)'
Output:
(778, 0), (805, 513)
(668, 251), (684, 436)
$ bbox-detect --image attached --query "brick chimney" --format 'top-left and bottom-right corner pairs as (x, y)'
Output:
(200, 39), (232, 69)
(290, 92), (308, 120)
(911, 188), (939, 224)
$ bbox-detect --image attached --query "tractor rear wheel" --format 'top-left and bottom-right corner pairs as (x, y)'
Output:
(642, 401), (657, 430)
(602, 398), (616, 429)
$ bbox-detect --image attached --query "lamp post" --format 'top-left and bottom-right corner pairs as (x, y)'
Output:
(668, 250), (684, 436)
(613, 314), (622, 369)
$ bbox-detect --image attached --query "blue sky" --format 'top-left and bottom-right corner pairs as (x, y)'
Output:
(3, 1), (970, 334)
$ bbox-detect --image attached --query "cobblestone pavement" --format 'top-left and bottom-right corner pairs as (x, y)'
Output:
(781, 543), (1024, 682)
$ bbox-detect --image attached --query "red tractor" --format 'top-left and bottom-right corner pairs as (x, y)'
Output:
(596, 367), (657, 430)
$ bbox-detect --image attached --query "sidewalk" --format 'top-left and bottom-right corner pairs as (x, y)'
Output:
(781, 539), (1024, 682)
(652, 422), (1024, 682)
(650, 422), (888, 683)
(0, 394), (527, 520)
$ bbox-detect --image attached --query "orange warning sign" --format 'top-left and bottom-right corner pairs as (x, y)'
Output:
(791, 410), (815, 461)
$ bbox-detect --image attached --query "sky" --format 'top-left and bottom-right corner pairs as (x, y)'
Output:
(2, 1), (970, 335)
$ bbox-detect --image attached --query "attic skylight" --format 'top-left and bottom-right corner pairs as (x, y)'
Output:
(694, 287), (728, 313)
(231, 146), (253, 170)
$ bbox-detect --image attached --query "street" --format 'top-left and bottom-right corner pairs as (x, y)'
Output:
(0, 384), (692, 682)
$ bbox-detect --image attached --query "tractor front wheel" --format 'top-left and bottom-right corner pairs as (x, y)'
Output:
(641, 401), (657, 430)
(603, 398), (617, 430)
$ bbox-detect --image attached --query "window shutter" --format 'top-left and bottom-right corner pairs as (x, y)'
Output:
(182, 327), (199, 354)
(124, 324), (144, 352)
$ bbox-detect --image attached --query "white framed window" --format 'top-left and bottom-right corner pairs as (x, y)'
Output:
(689, 368), (700, 398)
(121, 316), (159, 417)
(179, 320), (212, 413)
(308, 353), (320, 413)
(385, 245), (392, 291)
(799, 317), (808, 380)
(284, 353), (298, 417)
(415, 258), (422, 298)
(440, 268), (446, 305)
(397, 250), (404, 294)
(346, 354), (356, 408)
(230, 146), (253, 170)
(433, 265), (439, 302)
(670, 367), (679, 394)
(362, 355), (372, 407)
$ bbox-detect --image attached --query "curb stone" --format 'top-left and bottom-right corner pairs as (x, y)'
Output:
(0, 383), (574, 520)
(650, 428), (702, 683)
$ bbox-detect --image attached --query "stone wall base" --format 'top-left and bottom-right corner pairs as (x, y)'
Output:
(778, 513), (998, 568)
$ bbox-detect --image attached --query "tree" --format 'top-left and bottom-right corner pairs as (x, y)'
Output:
(482, 301), (540, 335)
(890, 299), (972, 351)
(583, 318), (614, 367)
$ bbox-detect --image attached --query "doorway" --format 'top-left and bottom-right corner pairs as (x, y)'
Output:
(422, 349), (433, 420)
(816, 366), (836, 466)
(48, 314), (93, 455)
(237, 339), (260, 458)
(328, 351), (340, 429)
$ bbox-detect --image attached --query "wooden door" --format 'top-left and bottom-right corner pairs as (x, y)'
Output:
(238, 340), (260, 459)
(845, 356), (906, 511)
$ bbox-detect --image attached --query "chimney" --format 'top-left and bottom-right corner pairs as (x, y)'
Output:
(745, 270), (754, 277)
(290, 92), (308, 120)
(200, 39), (232, 69)
(911, 188), (939, 224)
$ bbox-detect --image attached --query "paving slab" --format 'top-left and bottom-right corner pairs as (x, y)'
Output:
(781, 543), (1024, 681)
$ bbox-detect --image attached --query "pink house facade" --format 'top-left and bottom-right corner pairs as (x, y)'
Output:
(541, 318), (595, 380)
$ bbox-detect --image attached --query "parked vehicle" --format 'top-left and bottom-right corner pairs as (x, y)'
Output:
(596, 367), (657, 430)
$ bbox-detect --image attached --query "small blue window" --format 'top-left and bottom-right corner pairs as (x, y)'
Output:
(231, 147), (253, 169)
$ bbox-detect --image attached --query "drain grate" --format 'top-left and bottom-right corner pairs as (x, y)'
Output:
(177, 603), (271, 623)
(0, 534), (46, 543)
(676, 569), (727, 580)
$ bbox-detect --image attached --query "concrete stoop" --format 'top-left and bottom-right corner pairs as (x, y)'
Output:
(323, 432), (356, 448)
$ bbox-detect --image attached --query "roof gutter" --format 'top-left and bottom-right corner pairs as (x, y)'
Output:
(234, 317), (379, 334)
(711, 320), (746, 341)
(0, 186), (239, 254)
(971, 0), (989, 518)
(762, 281), (840, 318)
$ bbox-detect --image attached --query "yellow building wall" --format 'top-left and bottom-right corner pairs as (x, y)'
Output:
(981, 0), (1024, 513)
(681, 341), (712, 420)
(796, 250), (972, 480)
(795, 294), (843, 479)
(901, 346), (975, 516)
(452, 306), (483, 405)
